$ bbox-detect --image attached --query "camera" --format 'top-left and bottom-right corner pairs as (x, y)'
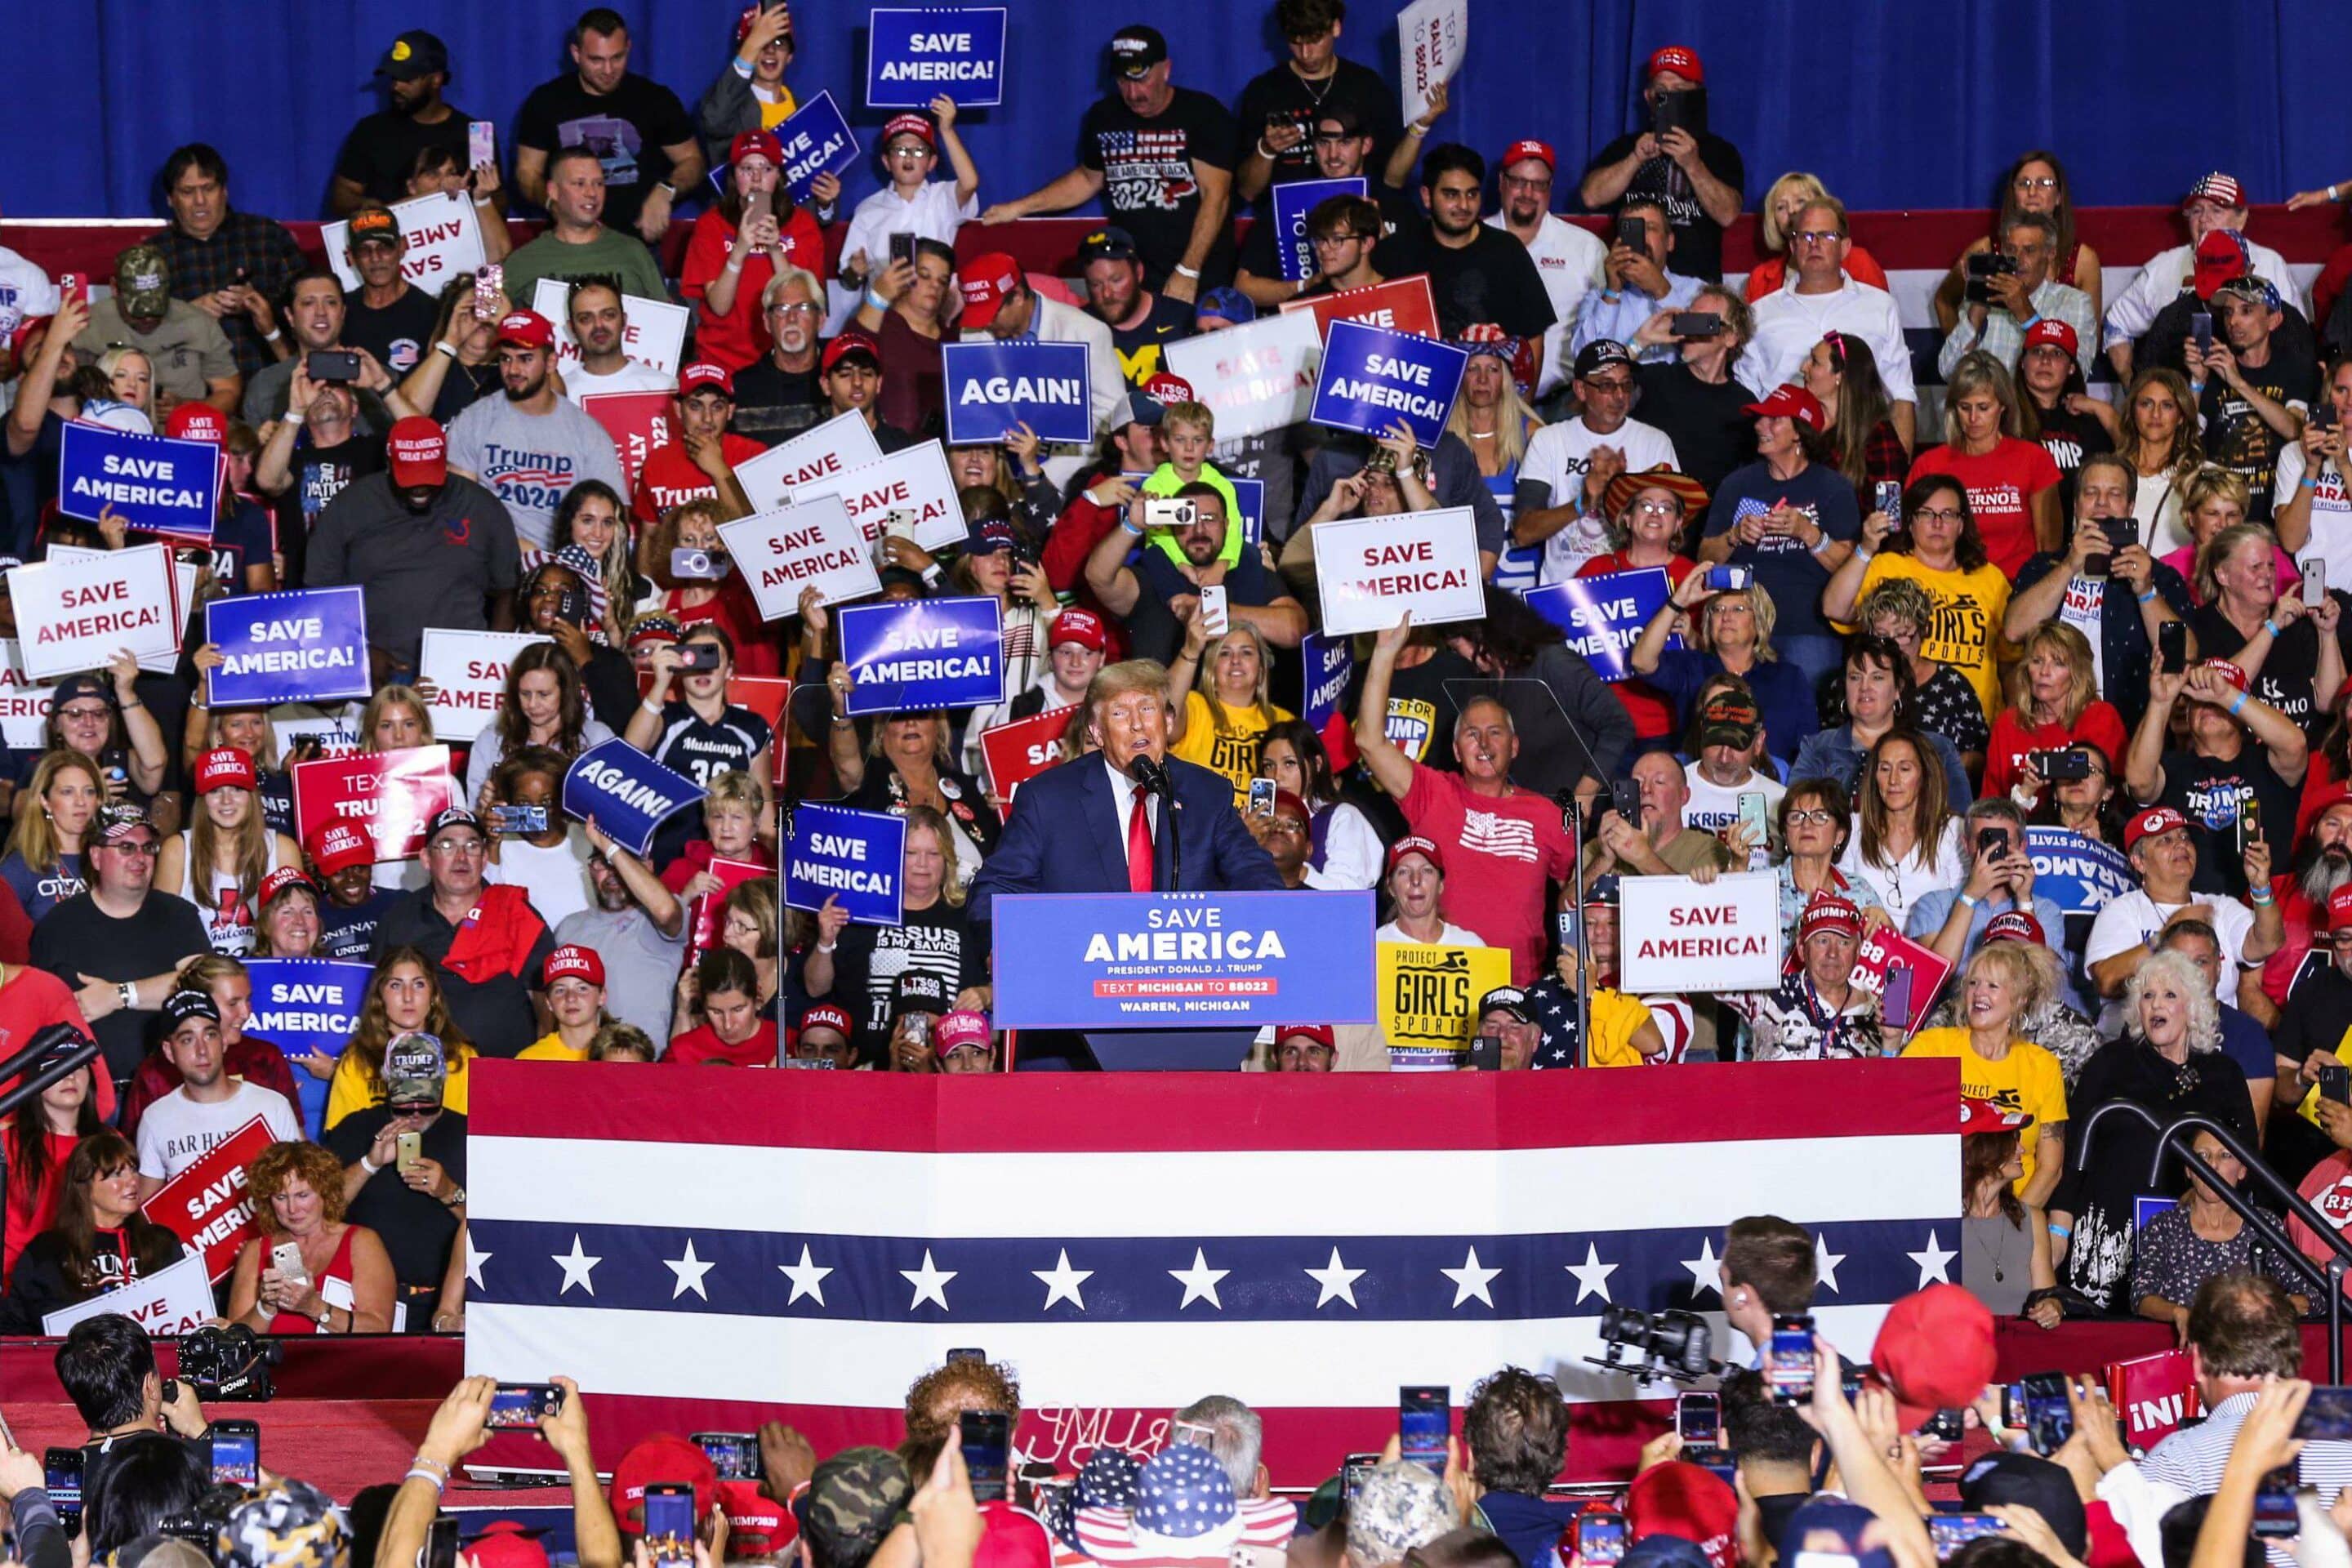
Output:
(1143, 497), (1198, 531)
(1963, 252), (2019, 306)
(176, 1323), (280, 1401)
(1590, 1304), (1715, 1380)
(670, 546), (730, 581)
(2028, 749), (2090, 781)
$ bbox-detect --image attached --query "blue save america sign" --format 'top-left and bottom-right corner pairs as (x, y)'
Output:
(777, 91), (861, 203)
(57, 421), (219, 541)
(1309, 318), (1468, 448)
(1301, 630), (1354, 737)
(840, 595), (1004, 714)
(560, 738), (706, 859)
(942, 341), (1094, 445)
(244, 958), (371, 1136)
(785, 802), (906, 926)
(1521, 568), (1676, 682)
(866, 7), (1007, 107)
(1272, 176), (1366, 282)
(2025, 826), (2136, 916)
(991, 889), (1377, 1028)
(203, 587), (372, 707)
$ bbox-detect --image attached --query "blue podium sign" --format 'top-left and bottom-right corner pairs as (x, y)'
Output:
(991, 889), (1376, 1028)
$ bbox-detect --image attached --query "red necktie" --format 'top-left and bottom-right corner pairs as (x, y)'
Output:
(1126, 791), (1155, 893)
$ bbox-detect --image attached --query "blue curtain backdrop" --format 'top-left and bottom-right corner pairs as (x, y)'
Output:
(9, 0), (2352, 220)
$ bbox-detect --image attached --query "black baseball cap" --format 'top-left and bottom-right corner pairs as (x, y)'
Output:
(376, 29), (450, 81)
(163, 989), (221, 1029)
(1076, 226), (1142, 266)
(892, 971), (950, 1019)
(1575, 340), (1636, 379)
(1108, 24), (1168, 79)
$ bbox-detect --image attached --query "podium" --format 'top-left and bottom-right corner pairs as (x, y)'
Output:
(991, 890), (1376, 1071)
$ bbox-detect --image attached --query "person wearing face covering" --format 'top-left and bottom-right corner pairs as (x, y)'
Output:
(306, 415), (523, 687)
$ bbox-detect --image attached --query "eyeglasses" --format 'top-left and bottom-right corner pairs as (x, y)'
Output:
(1793, 229), (1844, 245)
(885, 145), (932, 160)
(2013, 176), (2059, 191)
(1500, 175), (1552, 192)
(767, 301), (818, 316)
(1631, 499), (1680, 517)
(1787, 808), (1838, 826)
(57, 705), (110, 722)
(1583, 376), (1635, 394)
(1311, 231), (1365, 247)
(1910, 506), (1965, 524)
(100, 840), (160, 857)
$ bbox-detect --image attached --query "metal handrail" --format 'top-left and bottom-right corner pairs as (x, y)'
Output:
(2078, 1098), (2350, 1382)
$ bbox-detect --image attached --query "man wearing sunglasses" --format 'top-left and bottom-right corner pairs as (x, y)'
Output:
(28, 805), (211, 1094)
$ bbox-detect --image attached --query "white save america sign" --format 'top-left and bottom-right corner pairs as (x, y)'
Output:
(732, 410), (885, 512)
(323, 192), (487, 293)
(1619, 871), (1781, 993)
(417, 629), (552, 742)
(719, 494), (885, 615)
(788, 439), (966, 550)
(1310, 508), (1486, 635)
(531, 278), (690, 378)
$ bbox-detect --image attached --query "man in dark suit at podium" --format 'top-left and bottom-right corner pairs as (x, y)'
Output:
(969, 659), (1285, 1067)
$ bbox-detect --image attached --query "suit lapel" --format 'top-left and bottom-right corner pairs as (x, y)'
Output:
(1080, 759), (1129, 889)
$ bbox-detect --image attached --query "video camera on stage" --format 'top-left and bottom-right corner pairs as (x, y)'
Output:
(1588, 1305), (1717, 1383)
(176, 1324), (280, 1402)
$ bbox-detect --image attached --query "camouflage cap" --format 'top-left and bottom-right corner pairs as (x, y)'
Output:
(1342, 1462), (1450, 1567)
(803, 1447), (910, 1563)
(115, 242), (172, 320)
(218, 1480), (350, 1568)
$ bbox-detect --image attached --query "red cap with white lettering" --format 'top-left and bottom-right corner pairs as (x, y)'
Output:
(545, 945), (606, 988)
(882, 114), (936, 149)
(166, 403), (229, 447)
(957, 254), (1023, 328)
(1500, 139), (1557, 173)
(194, 746), (256, 795)
(386, 416), (448, 487)
(306, 818), (376, 877)
(678, 361), (736, 399)
(258, 866), (317, 910)
(497, 310), (556, 351)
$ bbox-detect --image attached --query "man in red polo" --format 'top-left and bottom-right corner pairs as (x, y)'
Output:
(631, 361), (760, 524)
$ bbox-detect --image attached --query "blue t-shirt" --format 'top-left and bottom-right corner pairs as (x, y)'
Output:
(0, 849), (83, 924)
(320, 885), (403, 960)
(2217, 1002), (2277, 1085)
(199, 499), (276, 595)
(1699, 460), (1860, 641)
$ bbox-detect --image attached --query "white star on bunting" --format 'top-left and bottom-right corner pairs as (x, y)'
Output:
(1304, 1246), (1366, 1308)
(902, 1249), (958, 1310)
(1033, 1249), (1094, 1310)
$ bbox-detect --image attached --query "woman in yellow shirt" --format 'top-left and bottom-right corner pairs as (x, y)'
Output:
(1167, 615), (1293, 807)
(325, 947), (476, 1129)
(1822, 474), (2011, 717)
(1901, 941), (2067, 1203)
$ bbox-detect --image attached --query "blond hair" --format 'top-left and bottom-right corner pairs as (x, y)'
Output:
(1759, 172), (1833, 252)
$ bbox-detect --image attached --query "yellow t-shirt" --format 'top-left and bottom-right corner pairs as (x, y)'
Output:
(1169, 693), (1294, 806)
(1584, 990), (1659, 1068)
(323, 1048), (474, 1129)
(517, 1033), (587, 1062)
(757, 89), (800, 131)
(1848, 553), (2012, 717)
(1901, 1027), (2068, 1189)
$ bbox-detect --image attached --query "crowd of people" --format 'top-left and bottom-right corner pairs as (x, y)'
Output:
(10, 1254), (2350, 1568)
(15, 0), (2352, 1558)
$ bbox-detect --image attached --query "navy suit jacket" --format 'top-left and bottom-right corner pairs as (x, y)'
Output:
(966, 754), (1284, 920)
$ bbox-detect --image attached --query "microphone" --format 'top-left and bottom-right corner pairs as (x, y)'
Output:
(1128, 754), (1172, 795)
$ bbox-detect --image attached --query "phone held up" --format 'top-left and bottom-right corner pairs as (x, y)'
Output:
(1766, 1314), (1815, 1404)
(209, 1419), (261, 1488)
(486, 1382), (566, 1429)
(959, 1410), (1010, 1503)
(1399, 1386), (1449, 1473)
(643, 1483), (698, 1563)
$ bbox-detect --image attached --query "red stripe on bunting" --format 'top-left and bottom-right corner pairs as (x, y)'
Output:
(468, 1057), (1960, 1153)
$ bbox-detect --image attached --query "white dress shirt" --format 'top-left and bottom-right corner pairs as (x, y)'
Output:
(1740, 274), (1916, 403)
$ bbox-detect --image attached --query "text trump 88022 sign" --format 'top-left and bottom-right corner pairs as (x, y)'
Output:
(991, 891), (1375, 1029)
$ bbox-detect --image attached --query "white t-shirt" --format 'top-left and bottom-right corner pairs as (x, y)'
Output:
(1837, 815), (1967, 930)
(2278, 440), (2352, 590)
(842, 182), (981, 277)
(1520, 415), (1681, 583)
(1486, 212), (1605, 398)
(0, 247), (60, 419)
(2083, 888), (2256, 1033)
(562, 360), (674, 403)
(2133, 467), (2193, 559)
(136, 1082), (303, 1182)
(486, 831), (595, 929)
(1740, 276), (1918, 403)
(1375, 920), (1487, 947)
(1682, 764), (1786, 836)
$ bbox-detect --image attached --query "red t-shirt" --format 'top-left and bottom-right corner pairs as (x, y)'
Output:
(633, 433), (767, 526)
(1980, 703), (2128, 801)
(2264, 871), (2324, 1009)
(1397, 762), (1575, 984)
(681, 207), (829, 372)
(667, 1020), (779, 1067)
(1577, 551), (1696, 739)
(2292, 1150), (2352, 1267)
(1907, 439), (2061, 578)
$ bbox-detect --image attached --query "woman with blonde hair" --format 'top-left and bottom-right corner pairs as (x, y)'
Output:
(223, 1141), (395, 1334)
(155, 749), (299, 956)
(2191, 517), (2343, 734)
(1745, 173), (1889, 300)
(179, 679), (294, 835)
(1906, 351), (2061, 576)
(1629, 572), (1815, 761)
(1449, 339), (1546, 591)
(2049, 947), (2254, 1312)
(1168, 616), (1294, 806)
(1902, 940), (2069, 1204)
(2115, 368), (2205, 556)
(91, 348), (156, 431)
(1983, 622), (2127, 800)
(0, 751), (100, 922)
(325, 947), (475, 1128)
(2170, 468), (2301, 607)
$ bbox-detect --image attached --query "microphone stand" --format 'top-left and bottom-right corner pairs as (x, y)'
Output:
(1555, 789), (1590, 1066)
(1131, 756), (1180, 893)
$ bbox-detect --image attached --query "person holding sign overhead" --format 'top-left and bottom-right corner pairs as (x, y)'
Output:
(1354, 614), (1575, 984)
(840, 107), (983, 299)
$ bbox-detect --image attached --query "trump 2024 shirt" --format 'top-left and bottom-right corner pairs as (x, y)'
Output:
(443, 396), (626, 551)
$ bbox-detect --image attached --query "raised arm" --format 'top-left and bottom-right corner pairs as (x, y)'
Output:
(1352, 614), (1419, 800)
